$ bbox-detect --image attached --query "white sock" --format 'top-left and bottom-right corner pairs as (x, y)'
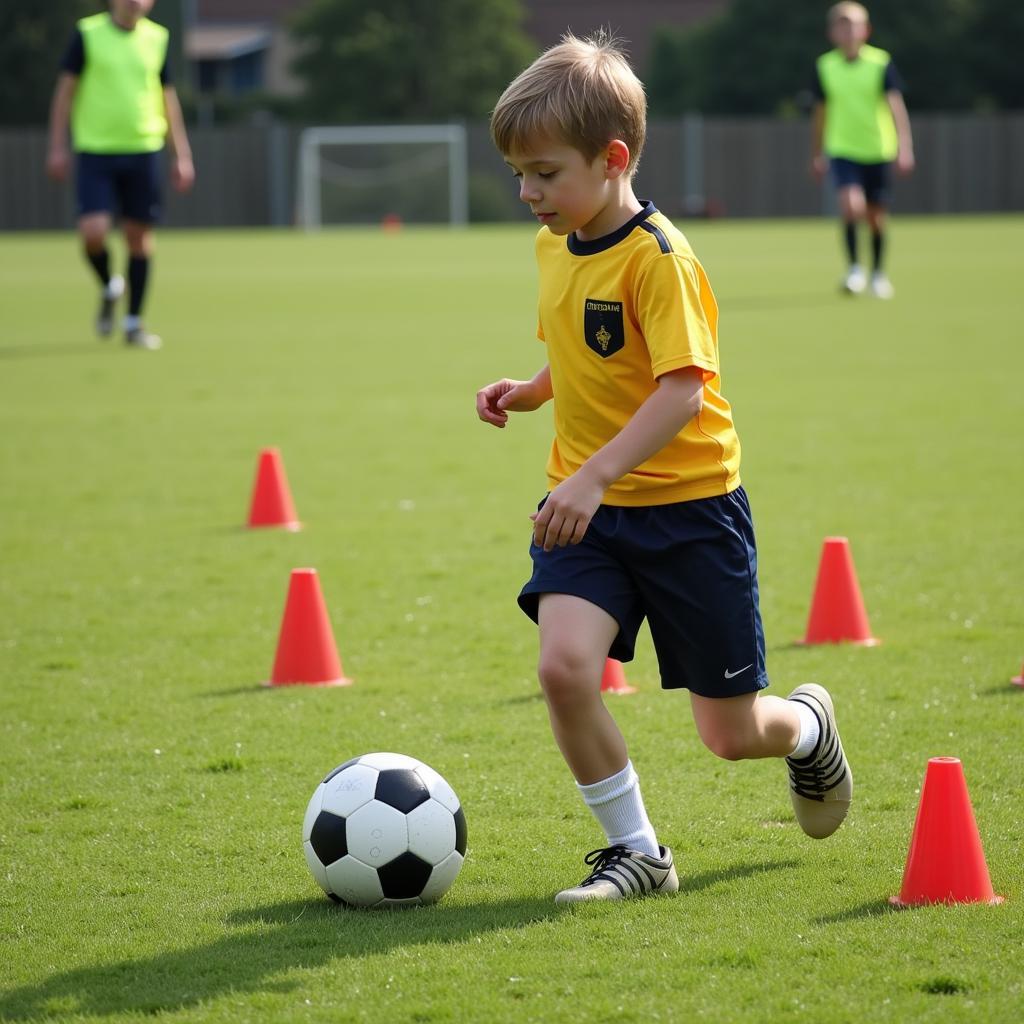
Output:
(789, 699), (821, 760)
(577, 761), (661, 858)
(123, 314), (141, 332)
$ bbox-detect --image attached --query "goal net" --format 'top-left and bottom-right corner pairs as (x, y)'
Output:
(297, 125), (469, 229)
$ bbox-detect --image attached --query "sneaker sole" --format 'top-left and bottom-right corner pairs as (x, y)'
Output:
(555, 863), (679, 904)
(787, 684), (852, 839)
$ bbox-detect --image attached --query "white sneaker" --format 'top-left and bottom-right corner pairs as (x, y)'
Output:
(125, 326), (162, 351)
(96, 275), (125, 337)
(841, 265), (867, 295)
(870, 272), (894, 299)
(555, 845), (678, 904)
(785, 684), (852, 839)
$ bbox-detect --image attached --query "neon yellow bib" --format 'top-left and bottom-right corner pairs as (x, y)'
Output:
(71, 14), (168, 154)
(817, 45), (898, 163)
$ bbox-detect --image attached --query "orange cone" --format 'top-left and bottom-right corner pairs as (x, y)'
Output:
(247, 447), (301, 531)
(600, 658), (636, 695)
(799, 537), (878, 645)
(889, 757), (1003, 907)
(1011, 662), (1024, 687)
(266, 568), (352, 687)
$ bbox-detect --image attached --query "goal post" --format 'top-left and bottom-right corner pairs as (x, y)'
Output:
(297, 124), (469, 229)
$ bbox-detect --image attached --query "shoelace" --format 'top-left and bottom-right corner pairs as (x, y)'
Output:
(579, 845), (633, 886)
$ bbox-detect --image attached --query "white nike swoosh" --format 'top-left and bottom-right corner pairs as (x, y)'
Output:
(723, 664), (753, 679)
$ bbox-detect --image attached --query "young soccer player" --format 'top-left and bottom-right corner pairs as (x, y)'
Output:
(477, 34), (852, 904)
(811, 2), (914, 298)
(45, 0), (194, 349)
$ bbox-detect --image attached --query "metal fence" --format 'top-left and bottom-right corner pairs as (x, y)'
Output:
(2, 112), (1022, 231)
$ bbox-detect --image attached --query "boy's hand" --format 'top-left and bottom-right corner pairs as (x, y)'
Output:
(46, 146), (71, 182)
(896, 151), (915, 176)
(530, 472), (604, 551)
(171, 155), (195, 192)
(810, 154), (828, 182)
(475, 378), (543, 428)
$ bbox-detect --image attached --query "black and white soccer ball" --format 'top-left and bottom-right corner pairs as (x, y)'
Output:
(303, 752), (467, 908)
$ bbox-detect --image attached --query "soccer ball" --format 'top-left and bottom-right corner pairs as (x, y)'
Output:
(303, 752), (467, 908)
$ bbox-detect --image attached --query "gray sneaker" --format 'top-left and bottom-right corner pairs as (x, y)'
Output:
(786, 684), (852, 838)
(555, 845), (678, 904)
(97, 275), (125, 337)
(125, 327), (162, 351)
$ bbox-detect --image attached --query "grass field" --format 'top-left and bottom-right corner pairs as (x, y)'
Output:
(1, 216), (1022, 1023)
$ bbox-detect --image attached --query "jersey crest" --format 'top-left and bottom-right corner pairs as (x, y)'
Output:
(584, 299), (624, 358)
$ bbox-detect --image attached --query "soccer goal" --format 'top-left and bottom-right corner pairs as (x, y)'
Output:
(297, 124), (469, 229)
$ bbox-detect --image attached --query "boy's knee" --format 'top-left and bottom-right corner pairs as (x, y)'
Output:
(537, 648), (595, 711)
(698, 726), (750, 762)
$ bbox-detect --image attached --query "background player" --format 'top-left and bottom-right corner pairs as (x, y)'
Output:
(46, 0), (194, 349)
(811, 2), (914, 298)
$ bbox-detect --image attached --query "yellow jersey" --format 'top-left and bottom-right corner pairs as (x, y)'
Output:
(535, 202), (740, 506)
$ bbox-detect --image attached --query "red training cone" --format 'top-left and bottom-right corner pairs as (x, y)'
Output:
(889, 757), (1003, 908)
(799, 536), (878, 645)
(1011, 662), (1024, 687)
(247, 447), (301, 531)
(266, 568), (352, 687)
(601, 658), (636, 695)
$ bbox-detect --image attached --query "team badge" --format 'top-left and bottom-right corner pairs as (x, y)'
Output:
(583, 298), (624, 358)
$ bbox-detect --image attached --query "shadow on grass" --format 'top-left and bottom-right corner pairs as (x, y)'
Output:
(976, 681), (1024, 698)
(0, 342), (104, 360)
(811, 898), (899, 925)
(0, 895), (558, 1020)
(678, 858), (800, 895)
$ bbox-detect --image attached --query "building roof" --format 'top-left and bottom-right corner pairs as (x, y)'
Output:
(186, 24), (272, 61)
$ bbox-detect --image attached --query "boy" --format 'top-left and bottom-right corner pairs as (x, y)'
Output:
(45, 0), (194, 349)
(477, 34), (852, 904)
(811, 2), (914, 298)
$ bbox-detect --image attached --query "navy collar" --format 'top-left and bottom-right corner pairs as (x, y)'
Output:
(567, 201), (658, 256)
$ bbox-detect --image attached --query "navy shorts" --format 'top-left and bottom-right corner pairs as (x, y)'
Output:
(75, 151), (163, 223)
(830, 157), (891, 206)
(518, 487), (769, 698)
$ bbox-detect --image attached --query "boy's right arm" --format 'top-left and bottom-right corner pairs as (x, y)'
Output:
(46, 73), (77, 181)
(810, 101), (827, 181)
(476, 365), (552, 429)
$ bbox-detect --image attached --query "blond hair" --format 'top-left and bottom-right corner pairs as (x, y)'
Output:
(828, 2), (870, 24)
(490, 32), (646, 175)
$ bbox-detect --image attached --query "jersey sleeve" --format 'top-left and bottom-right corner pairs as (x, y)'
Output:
(59, 28), (85, 76)
(810, 63), (825, 101)
(883, 60), (904, 94)
(636, 254), (719, 381)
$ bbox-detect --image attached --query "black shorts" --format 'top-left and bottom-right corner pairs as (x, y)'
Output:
(830, 157), (892, 206)
(518, 487), (769, 698)
(75, 151), (163, 223)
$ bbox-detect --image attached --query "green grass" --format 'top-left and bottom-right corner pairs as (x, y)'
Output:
(1, 216), (1022, 1023)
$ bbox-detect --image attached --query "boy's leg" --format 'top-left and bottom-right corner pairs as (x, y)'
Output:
(76, 154), (125, 337)
(837, 183), (867, 293)
(121, 219), (160, 349)
(119, 152), (163, 348)
(690, 688), (852, 838)
(866, 199), (894, 298)
(537, 594), (676, 901)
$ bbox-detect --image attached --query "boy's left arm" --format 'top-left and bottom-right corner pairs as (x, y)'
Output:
(886, 90), (915, 175)
(163, 86), (195, 192)
(530, 367), (704, 551)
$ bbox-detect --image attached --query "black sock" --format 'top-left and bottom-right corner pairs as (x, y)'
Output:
(872, 231), (884, 272)
(127, 255), (149, 317)
(843, 223), (858, 265)
(86, 247), (111, 287)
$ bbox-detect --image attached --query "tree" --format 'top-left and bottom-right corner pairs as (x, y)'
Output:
(0, 1), (96, 125)
(290, 0), (536, 122)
